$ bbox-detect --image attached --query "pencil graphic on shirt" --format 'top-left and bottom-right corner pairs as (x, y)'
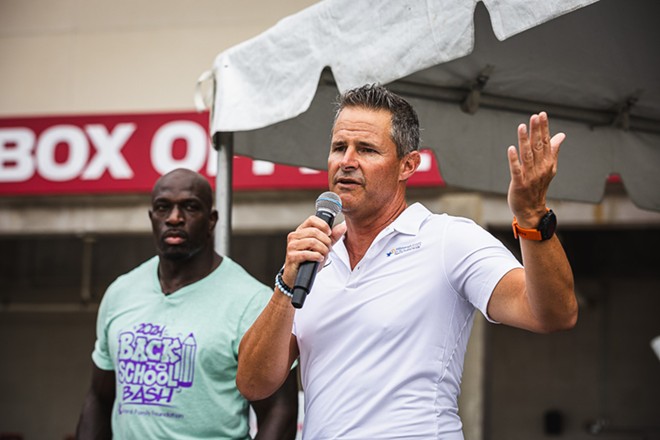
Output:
(179, 333), (196, 387)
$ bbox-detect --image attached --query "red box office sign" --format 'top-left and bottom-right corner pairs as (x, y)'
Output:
(0, 111), (444, 195)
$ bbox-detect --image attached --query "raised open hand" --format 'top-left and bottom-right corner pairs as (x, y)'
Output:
(507, 112), (565, 228)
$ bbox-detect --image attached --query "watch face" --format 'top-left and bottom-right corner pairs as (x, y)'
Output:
(539, 210), (557, 240)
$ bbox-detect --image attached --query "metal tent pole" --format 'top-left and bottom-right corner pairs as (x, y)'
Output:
(213, 131), (234, 256)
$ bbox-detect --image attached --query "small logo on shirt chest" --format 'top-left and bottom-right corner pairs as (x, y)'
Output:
(386, 241), (421, 257)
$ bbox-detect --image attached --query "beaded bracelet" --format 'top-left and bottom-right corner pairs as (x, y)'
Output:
(275, 268), (294, 298)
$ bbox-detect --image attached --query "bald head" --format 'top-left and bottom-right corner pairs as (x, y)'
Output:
(152, 168), (214, 211)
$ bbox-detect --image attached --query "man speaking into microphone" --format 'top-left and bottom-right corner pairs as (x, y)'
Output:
(236, 84), (578, 439)
(289, 191), (342, 308)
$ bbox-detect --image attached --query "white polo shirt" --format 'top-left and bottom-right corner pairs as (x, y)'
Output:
(293, 203), (521, 440)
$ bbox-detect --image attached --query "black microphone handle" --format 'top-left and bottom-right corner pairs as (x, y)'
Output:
(290, 210), (336, 309)
(291, 261), (319, 308)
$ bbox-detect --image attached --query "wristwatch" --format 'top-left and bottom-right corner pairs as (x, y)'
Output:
(512, 209), (557, 241)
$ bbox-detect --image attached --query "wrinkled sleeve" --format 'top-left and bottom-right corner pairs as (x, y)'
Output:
(443, 217), (522, 322)
(234, 284), (272, 358)
(91, 287), (115, 371)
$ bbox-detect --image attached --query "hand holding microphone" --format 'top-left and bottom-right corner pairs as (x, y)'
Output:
(290, 192), (342, 308)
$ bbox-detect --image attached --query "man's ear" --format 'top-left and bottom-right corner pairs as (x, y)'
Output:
(399, 151), (421, 181)
(209, 209), (219, 233)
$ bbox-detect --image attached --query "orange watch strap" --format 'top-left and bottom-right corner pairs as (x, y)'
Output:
(512, 208), (551, 241)
(512, 217), (543, 240)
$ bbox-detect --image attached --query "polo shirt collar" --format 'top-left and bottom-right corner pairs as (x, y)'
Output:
(331, 202), (433, 269)
(386, 202), (432, 236)
(336, 202), (432, 246)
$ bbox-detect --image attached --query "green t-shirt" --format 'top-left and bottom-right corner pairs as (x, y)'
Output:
(92, 256), (272, 439)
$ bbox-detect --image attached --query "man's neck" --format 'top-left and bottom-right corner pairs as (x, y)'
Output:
(344, 200), (408, 270)
(158, 250), (222, 295)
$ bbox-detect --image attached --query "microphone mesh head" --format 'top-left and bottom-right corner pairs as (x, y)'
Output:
(316, 191), (342, 216)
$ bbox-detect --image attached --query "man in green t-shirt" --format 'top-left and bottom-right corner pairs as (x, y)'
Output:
(76, 168), (298, 439)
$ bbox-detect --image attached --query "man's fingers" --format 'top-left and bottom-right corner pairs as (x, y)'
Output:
(529, 114), (548, 166)
(331, 222), (347, 244)
(507, 145), (522, 182)
(289, 229), (332, 251)
(539, 112), (551, 150)
(287, 215), (336, 267)
(518, 122), (533, 168)
(550, 132), (566, 157)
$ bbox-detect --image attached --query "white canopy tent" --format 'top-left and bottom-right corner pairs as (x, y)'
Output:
(197, 0), (660, 253)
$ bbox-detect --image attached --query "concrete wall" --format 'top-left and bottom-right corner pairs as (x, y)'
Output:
(0, 0), (318, 116)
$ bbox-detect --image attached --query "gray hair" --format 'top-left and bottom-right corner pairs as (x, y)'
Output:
(334, 84), (420, 158)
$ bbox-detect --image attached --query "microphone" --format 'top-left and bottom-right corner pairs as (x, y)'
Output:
(291, 191), (342, 309)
